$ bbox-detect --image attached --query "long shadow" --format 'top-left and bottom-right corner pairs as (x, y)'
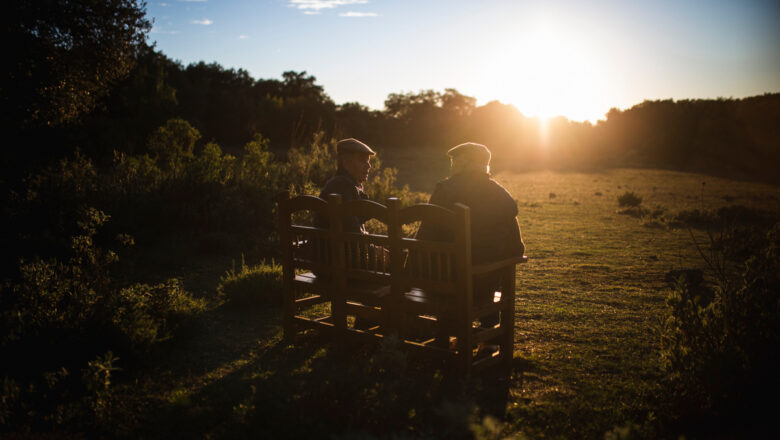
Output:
(130, 307), (529, 439)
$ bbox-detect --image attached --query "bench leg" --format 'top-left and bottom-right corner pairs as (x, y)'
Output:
(283, 281), (296, 341)
(500, 269), (516, 369)
(332, 293), (347, 331)
(456, 314), (474, 377)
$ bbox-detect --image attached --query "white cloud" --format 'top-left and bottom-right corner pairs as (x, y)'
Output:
(159, 2), (170, 6)
(178, 0), (208, 3)
(191, 19), (213, 25)
(303, 10), (322, 15)
(288, 1), (368, 12)
(339, 11), (378, 17)
(238, 35), (249, 39)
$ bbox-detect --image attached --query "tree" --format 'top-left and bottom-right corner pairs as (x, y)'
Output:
(281, 71), (329, 103)
(441, 88), (476, 117)
(2, 0), (151, 128)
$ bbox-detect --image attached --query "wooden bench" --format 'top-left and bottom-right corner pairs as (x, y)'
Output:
(276, 191), (527, 376)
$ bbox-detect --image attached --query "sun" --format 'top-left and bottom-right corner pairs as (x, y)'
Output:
(481, 23), (610, 124)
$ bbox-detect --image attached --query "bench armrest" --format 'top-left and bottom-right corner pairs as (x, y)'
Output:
(472, 255), (528, 276)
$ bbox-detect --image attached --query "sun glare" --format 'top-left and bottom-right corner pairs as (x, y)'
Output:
(481, 22), (610, 124)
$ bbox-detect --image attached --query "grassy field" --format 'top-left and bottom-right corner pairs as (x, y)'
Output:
(111, 168), (778, 439)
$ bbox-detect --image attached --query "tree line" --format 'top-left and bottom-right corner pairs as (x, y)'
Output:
(3, 3), (778, 184)
(63, 53), (780, 184)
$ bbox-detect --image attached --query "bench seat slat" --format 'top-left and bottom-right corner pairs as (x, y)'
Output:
(295, 272), (390, 305)
(472, 255), (528, 276)
(472, 325), (504, 345)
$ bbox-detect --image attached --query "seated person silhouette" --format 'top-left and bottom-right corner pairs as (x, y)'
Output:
(313, 138), (378, 330)
(416, 142), (525, 350)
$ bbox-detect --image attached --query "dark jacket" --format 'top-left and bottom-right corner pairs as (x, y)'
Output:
(417, 171), (524, 264)
(314, 168), (369, 233)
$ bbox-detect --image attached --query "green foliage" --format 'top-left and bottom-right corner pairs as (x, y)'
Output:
(617, 191), (642, 207)
(1, 207), (204, 352)
(239, 133), (284, 191)
(3, 0), (151, 127)
(147, 118), (201, 175)
(286, 130), (337, 189)
(189, 142), (237, 185)
(217, 259), (283, 307)
(2, 207), (119, 344)
(111, 279), (205, 348)
(364, 166), (427, 207)
(0, 208), (204, 432)
(661, 223), (780, 426)
(82, 351), (121, 429)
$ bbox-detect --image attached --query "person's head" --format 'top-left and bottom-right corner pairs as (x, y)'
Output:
(337, 138), (375, 183)
(447, 142), (491, 176)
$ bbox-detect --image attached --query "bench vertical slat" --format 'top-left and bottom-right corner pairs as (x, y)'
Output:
(387, 198), (403, 334)
(500, 267), (516, 369)
(327, 194), (347, 330)
(453, 203), (474, 377)
(276, 191), (296, 340)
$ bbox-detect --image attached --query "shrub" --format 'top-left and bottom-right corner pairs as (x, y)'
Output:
(110, 279), (205, 349)
(218, 258), (283, 307)
(661, 222), (780, 429)
(1, 208), (204, 352)
(0, 208), (204, 431)
(617, 191), (642, 207)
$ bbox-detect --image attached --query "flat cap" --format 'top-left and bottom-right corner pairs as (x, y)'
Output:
(337, 138), (376, 156)
(447, 142), (491, 165)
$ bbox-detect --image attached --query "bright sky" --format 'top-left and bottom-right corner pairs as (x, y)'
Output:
(148, 0), (780, 122)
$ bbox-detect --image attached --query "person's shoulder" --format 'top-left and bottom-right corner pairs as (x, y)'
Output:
(486, 176), (513, 195)
(486, 177), (518, 214)
(325, 174), (354, 186)
(320, 174), (356, 198)
(433, 176), (453, 190)
(427, 177), (455, 206)
(432, 176), (458, 196)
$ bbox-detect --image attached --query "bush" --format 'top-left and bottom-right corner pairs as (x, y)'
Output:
(617, 191), (642, 207)
(1, 208), (204, 353)
(111, 279), (205, 349)
(0, 208), (204, 432)
(217, 258), (283, 307)
(661, 222), (780, 429)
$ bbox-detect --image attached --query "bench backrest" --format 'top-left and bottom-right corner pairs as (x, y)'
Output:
(333, 197), (392, 284)
(277, 192), (397, 281)
(396, 203), (472, 302)
(278, 192), (473, 303)
(276, 193), (331, 275)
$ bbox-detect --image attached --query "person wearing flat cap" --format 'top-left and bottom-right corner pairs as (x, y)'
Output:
(314, 138), (378, 330)
(315, 138), (376, 233)
(417, 142), (525, 331)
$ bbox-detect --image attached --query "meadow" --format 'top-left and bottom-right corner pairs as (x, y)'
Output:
(96, 167), (778, 439)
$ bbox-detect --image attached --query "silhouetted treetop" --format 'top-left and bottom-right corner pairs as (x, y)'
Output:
(3, 0), (150, 127)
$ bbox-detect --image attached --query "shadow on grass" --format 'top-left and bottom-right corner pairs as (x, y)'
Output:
(128, 305), (527, 439)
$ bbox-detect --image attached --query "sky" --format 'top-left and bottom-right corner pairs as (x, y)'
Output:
(147, 0), (780, 122)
